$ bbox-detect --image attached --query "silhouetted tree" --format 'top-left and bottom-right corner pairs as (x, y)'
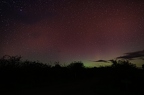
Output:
(142, 64), (144, 69)
(110, 59), (136, 69)
(0, 55), (22, 69)
(67, 61), (84, 78)
(67, 61), (84, 69)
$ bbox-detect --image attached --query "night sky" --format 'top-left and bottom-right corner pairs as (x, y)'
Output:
(0, 0), (144, 67)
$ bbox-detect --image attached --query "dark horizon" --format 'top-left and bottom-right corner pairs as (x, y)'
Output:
(0, 55), (144, 95)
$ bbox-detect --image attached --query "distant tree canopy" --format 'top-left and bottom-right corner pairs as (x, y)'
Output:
(0, 55), (143, 91)
(110, 59), (136, 69)
(0, 55), (50, 69)
(67, 61), (84, 69)
(0, 56), (85, 70)
(0, 55), (140, 70)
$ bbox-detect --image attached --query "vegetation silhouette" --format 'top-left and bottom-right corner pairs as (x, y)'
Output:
(0, 55), (144, 95)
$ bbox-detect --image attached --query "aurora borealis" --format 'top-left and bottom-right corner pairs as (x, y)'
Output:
(0, 0), (144, 67)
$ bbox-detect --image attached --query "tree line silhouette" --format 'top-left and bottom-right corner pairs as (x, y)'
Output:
(0, 55), (144, 95)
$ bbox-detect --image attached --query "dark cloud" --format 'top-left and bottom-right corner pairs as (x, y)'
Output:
(117, 50), (144, 60)
(92, 60), (109, 63)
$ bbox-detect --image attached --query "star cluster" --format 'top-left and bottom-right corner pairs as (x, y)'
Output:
(0, 0), (144, 66)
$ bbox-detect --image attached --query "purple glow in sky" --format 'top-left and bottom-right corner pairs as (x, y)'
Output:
(0, 0), (144, 67)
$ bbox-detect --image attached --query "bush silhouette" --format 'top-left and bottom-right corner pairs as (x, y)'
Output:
(0, 55), (143, 95)
(67, 61), (84, 69)
(110, 59), (136, 69)
(142, 64), (144, 69)
(66, 61), (85, 78)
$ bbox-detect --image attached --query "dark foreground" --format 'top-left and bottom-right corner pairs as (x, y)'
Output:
(0, 56), (144, 95)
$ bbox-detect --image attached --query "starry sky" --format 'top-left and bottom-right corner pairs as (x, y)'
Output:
(0, 0), (144, 67)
